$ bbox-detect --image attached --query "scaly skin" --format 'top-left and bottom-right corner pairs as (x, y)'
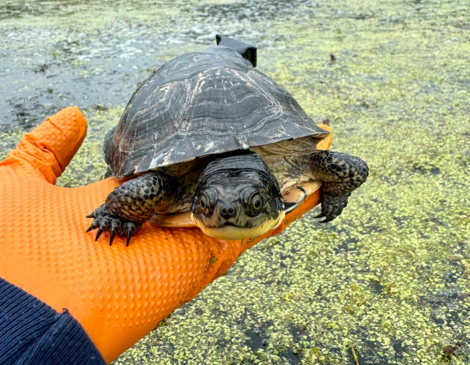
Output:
(262, 150), (369, 223)
(307, 151), (369, 222)
(87, 172), (190, 245)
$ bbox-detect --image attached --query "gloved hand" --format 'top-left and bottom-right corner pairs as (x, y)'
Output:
(0, 107), (331, 363)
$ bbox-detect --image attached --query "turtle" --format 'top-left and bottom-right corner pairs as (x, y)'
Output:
(87, 35), (369, 246)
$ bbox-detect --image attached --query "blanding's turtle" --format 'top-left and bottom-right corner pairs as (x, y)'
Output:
(87, 35), (369, 246)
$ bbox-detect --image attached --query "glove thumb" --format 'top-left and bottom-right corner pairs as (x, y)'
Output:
(0, 107), (88, 184)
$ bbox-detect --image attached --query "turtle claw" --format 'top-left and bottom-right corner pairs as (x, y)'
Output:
(125, 222), (140, 247)
(86, 204), (142, 246)
(95, 229), (104, 241)
(314, 212), (326, 219)
(109, 220), (121, 246)
(109, 230), (116, 246)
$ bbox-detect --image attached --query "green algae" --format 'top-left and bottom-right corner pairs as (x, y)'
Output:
(1, 0), (469, 364)
(0, 0), (179, 29)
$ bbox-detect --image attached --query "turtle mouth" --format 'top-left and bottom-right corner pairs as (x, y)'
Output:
(191, 212), (285, 240)
(220, 222), (240, 227)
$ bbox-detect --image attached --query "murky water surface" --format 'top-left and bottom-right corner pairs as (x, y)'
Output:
(0, 0), (315, 133)
(1, 0), (469, 364)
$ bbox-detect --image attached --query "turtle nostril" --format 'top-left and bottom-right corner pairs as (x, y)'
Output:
(221, 206), (235, 218)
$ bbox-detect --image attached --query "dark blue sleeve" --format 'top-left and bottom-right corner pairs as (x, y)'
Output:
(0, 278), (106, 365)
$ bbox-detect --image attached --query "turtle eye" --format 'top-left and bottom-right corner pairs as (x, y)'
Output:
(200, 192), (213, 217)
(245, 192), (263, 217)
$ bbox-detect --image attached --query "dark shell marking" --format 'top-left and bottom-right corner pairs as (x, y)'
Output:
(104, 46), (329, 178)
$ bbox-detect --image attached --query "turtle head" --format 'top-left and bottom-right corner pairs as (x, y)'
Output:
(191, 155), (284, 240)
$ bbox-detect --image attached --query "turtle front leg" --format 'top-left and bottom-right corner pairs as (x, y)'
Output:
(87, 172), (185, 246)
(307, 151), (369, 222)
(86, 204), (142, 246)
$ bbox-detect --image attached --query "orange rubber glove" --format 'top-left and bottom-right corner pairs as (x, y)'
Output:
(0, 107), (332, 363)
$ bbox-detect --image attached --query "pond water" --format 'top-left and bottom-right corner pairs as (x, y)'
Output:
(1, 0), (469, 364)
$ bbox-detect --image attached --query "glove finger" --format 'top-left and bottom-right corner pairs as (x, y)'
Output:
(0, 107), (88, 184)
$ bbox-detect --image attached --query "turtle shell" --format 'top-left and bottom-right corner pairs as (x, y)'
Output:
(104, 45), (330, 177)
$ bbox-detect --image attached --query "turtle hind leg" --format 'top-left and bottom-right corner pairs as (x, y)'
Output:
(308, 151), (369, 222)
(87, 172), (186, 246)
